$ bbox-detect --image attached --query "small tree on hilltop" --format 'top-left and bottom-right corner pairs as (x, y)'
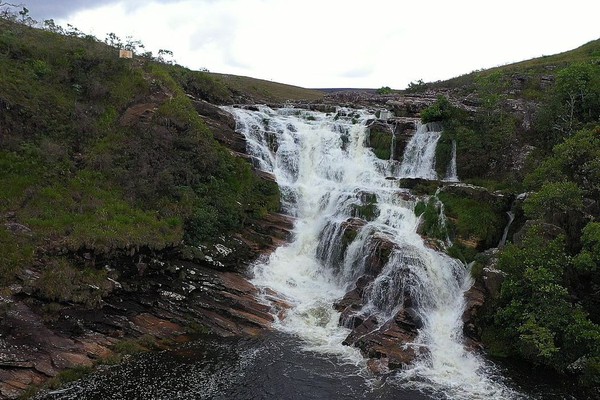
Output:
(376, 86), (393, 95)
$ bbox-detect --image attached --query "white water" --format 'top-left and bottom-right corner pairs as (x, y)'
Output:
(444, 140), (459, 182)
(226, 105), (518, 399)
(398, 123), (442, 180)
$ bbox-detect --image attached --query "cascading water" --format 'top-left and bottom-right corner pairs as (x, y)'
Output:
(444, 140), (459, 182)
(398, 122), (442, 180)
(225, 105), (519, 399)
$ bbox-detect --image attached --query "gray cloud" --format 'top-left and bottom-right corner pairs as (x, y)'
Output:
(19, 0), (186, 20)
(17, 0), (117, 19)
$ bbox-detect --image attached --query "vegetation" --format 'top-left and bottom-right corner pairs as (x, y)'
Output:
(367, 130), (392, 159)
(209, 72), (324, 103)
(0, 16), (281, 304)
(437, 191), (505, 250)
(376, 86), (393, 95)
(417, 36), (600, 392)
(488, 226), (600, 389)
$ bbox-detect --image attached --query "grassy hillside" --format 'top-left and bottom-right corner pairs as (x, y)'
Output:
(209, 72), (324, 103)
(421, 38), (600, 96)
(0, 17), (281, 302)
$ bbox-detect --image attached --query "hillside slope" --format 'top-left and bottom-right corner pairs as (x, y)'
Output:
(0, 16), (302, 399)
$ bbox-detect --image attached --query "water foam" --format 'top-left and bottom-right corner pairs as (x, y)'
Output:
(225, 105), (519, 399)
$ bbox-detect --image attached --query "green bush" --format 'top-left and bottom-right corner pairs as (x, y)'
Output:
(437, 192), (504, 249)
(523, 181), (584, 220)
(421, 95), (456, 123)
(489, 225), (600, 388)
(376, 86), (393, 95)
(575, 223), (600, 273)
(525, 126), (600, 198)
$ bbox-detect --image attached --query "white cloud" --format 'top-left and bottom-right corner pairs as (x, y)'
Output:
(54, 0), (600, 89)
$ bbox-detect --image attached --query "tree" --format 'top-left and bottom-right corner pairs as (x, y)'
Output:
(376, 86), (393, 95)
(406, 79), (426, 93)
(156, 49), (175, 64)
(105, 32), (123, 48)
(421, 95), (457, 123)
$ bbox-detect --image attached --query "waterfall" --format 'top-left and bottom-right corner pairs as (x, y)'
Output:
(498, 211), (515, 248)
(398, 122), (442, 180)
(225, 105), (518, 399)
(444, 140), (459, 182)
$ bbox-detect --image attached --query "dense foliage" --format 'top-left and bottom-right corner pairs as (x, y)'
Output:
(419, 42), (600, 392)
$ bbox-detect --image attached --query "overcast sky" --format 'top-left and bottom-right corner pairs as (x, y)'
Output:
(18, 0), (600, 89)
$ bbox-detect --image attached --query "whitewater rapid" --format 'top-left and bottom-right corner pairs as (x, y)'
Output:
(225, 105), (519, 399)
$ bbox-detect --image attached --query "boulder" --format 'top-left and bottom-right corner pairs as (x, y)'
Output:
(343, 309), (422, 370)
(461, 281), (486, 341)
(512, 220), (565, 245)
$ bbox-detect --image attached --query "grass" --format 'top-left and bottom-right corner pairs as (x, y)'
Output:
(422, 38), (600, 96)
(0, 17), (280, 292)
(209, 72), (325, 103)
(438, 192), (505, 250)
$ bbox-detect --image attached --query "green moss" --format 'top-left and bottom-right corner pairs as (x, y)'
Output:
(399, 179), (440, 195)
(112, 336), (156, 355)
(434, 133), (453, 177)
(368, 130), (392, 160)
(447, 243), (479, 264)
(32, 258), (110, 306)
(438, 192), (504, 249)
(350, 193), (379, 221)
(416, 198), (448, 241)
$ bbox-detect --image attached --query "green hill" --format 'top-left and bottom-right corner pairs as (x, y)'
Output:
(209, 72), (324, 103)
(421, 37), (600, 97)
(0, 17), (284, 298)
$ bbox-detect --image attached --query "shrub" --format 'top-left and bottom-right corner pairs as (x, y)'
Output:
(490, 225), (600, 388)
(523, 181), (584, 220)
(421, 95), (456, 123)
(376, 86), (393, 95)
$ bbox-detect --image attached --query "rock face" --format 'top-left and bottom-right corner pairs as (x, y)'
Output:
(365, 117), (419, 161)
(0, 217), (294, 400)
(332, 228), (423, 371)
(0, 255), (283, 398)
(193, 98), (248, 154)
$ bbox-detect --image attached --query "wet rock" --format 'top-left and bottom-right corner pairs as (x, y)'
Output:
(441, 183), (512, 211)
(334, 275), (372, 328)
(482, 267), (505, 299)
(308, 103), (336, 113)
(343, 309), (421, 369)
(365, 233), (396, 276)
(462, 281), (486, 341)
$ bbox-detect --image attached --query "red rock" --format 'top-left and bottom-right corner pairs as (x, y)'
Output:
(131, 313), (186, 339)
(51, 352), (93, 369)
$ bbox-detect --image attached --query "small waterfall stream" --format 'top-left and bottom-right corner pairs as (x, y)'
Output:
(445, 140), (459, 182)
(226, 105), (518, 399)
(398, 123), (442, 179)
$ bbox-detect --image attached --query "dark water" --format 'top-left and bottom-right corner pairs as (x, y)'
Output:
(33, 333), (431, 400)
(33, 333), (579, 400)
